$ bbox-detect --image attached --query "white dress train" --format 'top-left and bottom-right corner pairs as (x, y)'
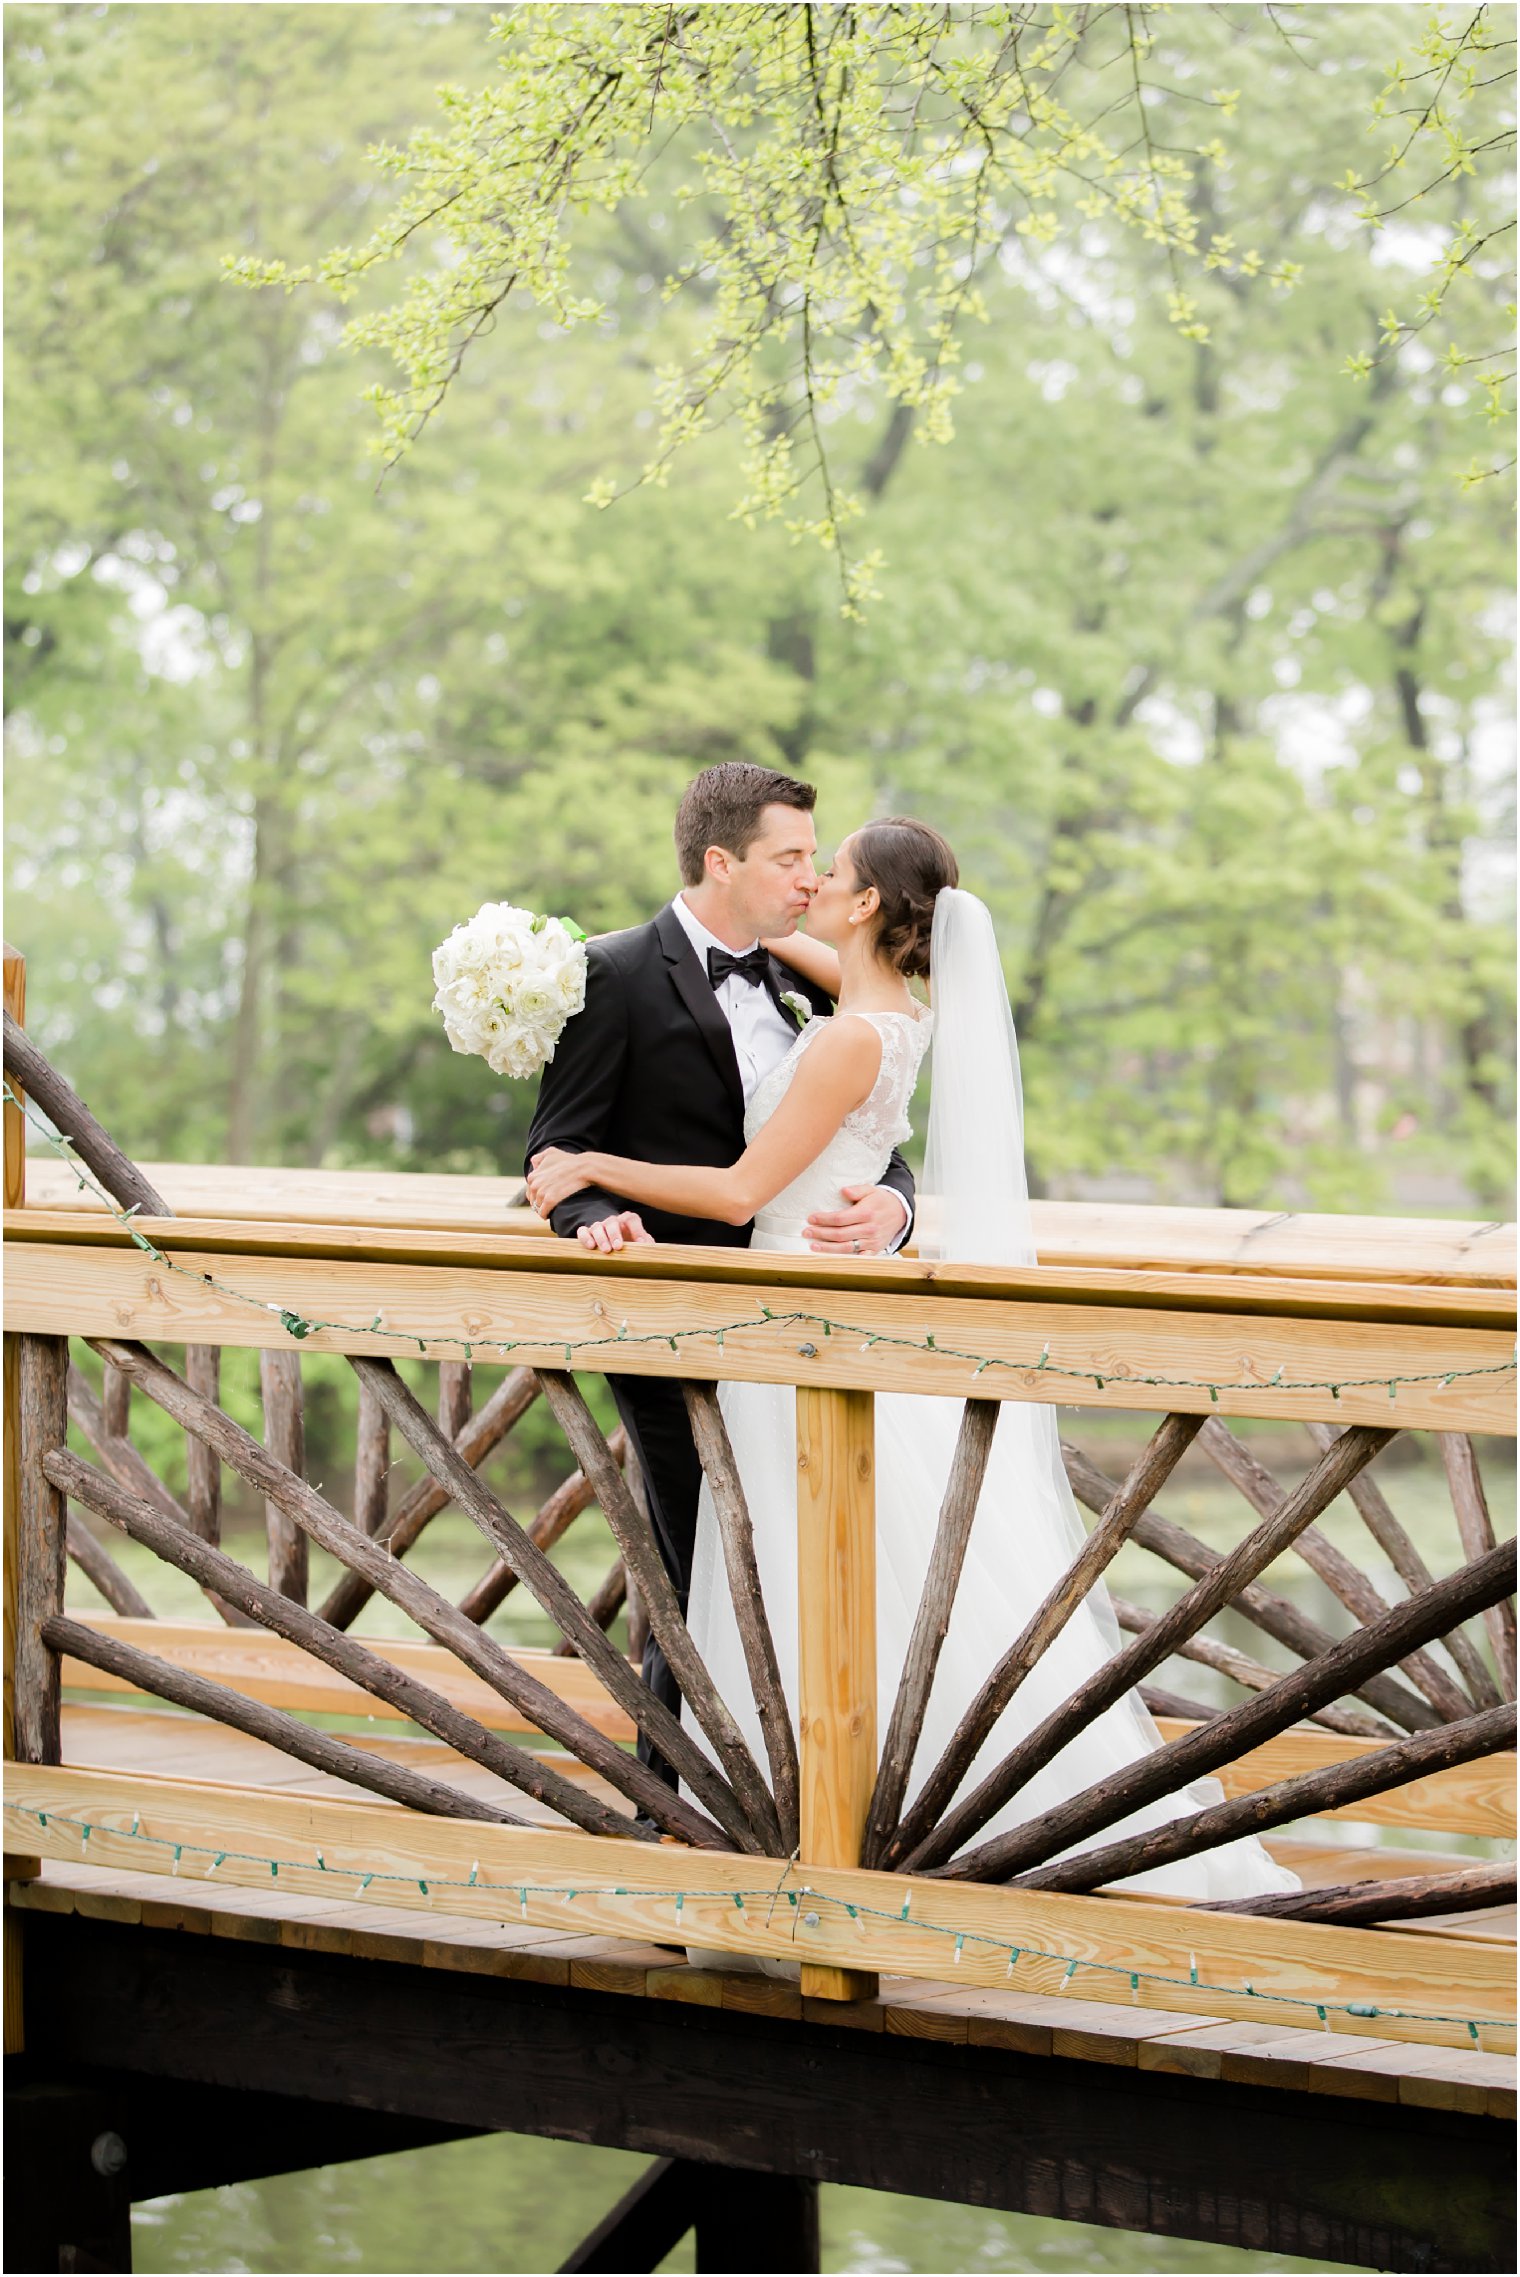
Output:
(682, 998), (1297, 1938)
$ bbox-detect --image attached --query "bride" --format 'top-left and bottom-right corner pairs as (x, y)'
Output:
(528, 817), (1295, 1902)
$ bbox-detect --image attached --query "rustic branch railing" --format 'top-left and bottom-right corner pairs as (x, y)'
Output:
(1061, 1440), (1458, 1731)
(3, 965), (1516, 2053)
(952, 1539), (1516, 1888)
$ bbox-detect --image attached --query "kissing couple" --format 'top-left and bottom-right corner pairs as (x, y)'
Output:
(525, 762), (1293, 1900)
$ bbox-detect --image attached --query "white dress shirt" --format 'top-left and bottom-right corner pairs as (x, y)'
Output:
(669, 893), (797, 1102)
(668, 894), (910, 1249)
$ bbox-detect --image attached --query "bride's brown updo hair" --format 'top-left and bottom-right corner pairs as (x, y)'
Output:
(847, 817), (959, 979)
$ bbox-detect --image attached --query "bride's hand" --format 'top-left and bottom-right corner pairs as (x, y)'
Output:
(527, 1148), (597, 1215)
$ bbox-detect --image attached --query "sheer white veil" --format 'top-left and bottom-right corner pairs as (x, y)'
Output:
(915, 884), (1124, 1657)
(920, 887), (1036, 1270)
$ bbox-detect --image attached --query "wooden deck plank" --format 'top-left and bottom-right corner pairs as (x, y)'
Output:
(1384, 1905), (1517, 1944)
(62, 1620), (640, 1743)
(59, 1701), (625, 1827)
(1152, 1720), (1516, 1840)
(62, 1647), (1515, 1841)
(1138, 2019), (1300, 2078)
(1263, 1835), (1515, 1918)
(1327, 2042), (1498, 2115)
(1211, 2031), (1386, 2095)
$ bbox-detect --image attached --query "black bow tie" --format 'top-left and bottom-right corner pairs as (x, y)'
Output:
(706, 945), (771, 989)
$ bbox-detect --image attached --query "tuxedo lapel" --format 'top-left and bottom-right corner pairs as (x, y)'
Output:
(654, 903), (746, 1116)
(765, 956), (827, 1028)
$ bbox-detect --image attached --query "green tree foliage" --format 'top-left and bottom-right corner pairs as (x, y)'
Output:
(5, 2), (783, 1166)
(238, 1), (1305, 612)
(4, 3), (1514, 1219)
(1340, 4), (1515, 480)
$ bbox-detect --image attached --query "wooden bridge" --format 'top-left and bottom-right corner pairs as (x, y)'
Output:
(3, 943), (1516, 2273)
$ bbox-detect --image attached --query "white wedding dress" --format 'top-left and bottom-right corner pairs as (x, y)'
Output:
(683, 892), (1297, 1909)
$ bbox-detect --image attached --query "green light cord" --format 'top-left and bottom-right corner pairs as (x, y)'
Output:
(7, 1804), (1509, 2045)
(6, 1086), (1513, 1406)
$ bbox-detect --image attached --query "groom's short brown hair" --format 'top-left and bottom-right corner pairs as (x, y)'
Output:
(674, 763), (816, 886)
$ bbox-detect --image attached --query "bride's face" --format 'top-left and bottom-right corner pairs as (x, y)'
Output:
(808, 837), (877, 948)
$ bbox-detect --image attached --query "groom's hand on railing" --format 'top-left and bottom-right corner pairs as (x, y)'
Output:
(526, 1147), (652, 1251)
(806, 1183), (911, 1256)
(576, 1210), (653, 1253)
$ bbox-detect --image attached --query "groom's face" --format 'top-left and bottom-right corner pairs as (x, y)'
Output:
(721, 803), (819, 938)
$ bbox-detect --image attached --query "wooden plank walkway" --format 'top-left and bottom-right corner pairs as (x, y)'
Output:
(12, 1856), (1513, 2120)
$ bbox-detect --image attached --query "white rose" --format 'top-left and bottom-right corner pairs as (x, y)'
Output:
(552, 962), (587, 1015)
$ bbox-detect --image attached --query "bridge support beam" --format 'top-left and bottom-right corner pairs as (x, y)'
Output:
(561, 2154), (819, 2273)
(17, 1915), (1514, 2276)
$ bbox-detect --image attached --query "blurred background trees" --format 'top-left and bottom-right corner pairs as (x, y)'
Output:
(5, 2), (1514, 1212)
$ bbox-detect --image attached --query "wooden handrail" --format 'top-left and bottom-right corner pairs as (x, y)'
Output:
(6, 1227), (1512, 1431)
(21, 1156), (1517, 1289)
(5, 1207), (1513, 1329)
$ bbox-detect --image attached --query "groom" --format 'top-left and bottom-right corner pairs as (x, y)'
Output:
(526, 760), (916, 1795)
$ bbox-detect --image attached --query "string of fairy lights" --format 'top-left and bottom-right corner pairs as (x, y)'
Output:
(8, 1086), (1516, 1407)
(7, 1804), (1508, 2047)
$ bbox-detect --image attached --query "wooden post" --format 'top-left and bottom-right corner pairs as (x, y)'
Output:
(3, 945), (32, 2053)
(796, 1384), (878, 2002)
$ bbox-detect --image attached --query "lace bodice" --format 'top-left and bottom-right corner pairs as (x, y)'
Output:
(747, 1006), (932, 1244)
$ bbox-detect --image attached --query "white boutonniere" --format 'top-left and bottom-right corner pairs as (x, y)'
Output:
(779, 988), (814, 1029)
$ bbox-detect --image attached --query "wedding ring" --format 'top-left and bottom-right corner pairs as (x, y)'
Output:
(851, 1239), (862, 1254)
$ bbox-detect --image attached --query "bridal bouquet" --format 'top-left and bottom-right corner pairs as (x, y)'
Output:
(431, 901), (588, 1078)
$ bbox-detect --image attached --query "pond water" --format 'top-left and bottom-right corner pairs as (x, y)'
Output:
(130, 2135), (1370, 2274)
(69, 1373), (1508, 2274)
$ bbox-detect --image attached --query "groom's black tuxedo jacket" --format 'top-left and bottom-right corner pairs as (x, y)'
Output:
(524, 903), (914, 1792)
(524, 902), (916, 1247)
